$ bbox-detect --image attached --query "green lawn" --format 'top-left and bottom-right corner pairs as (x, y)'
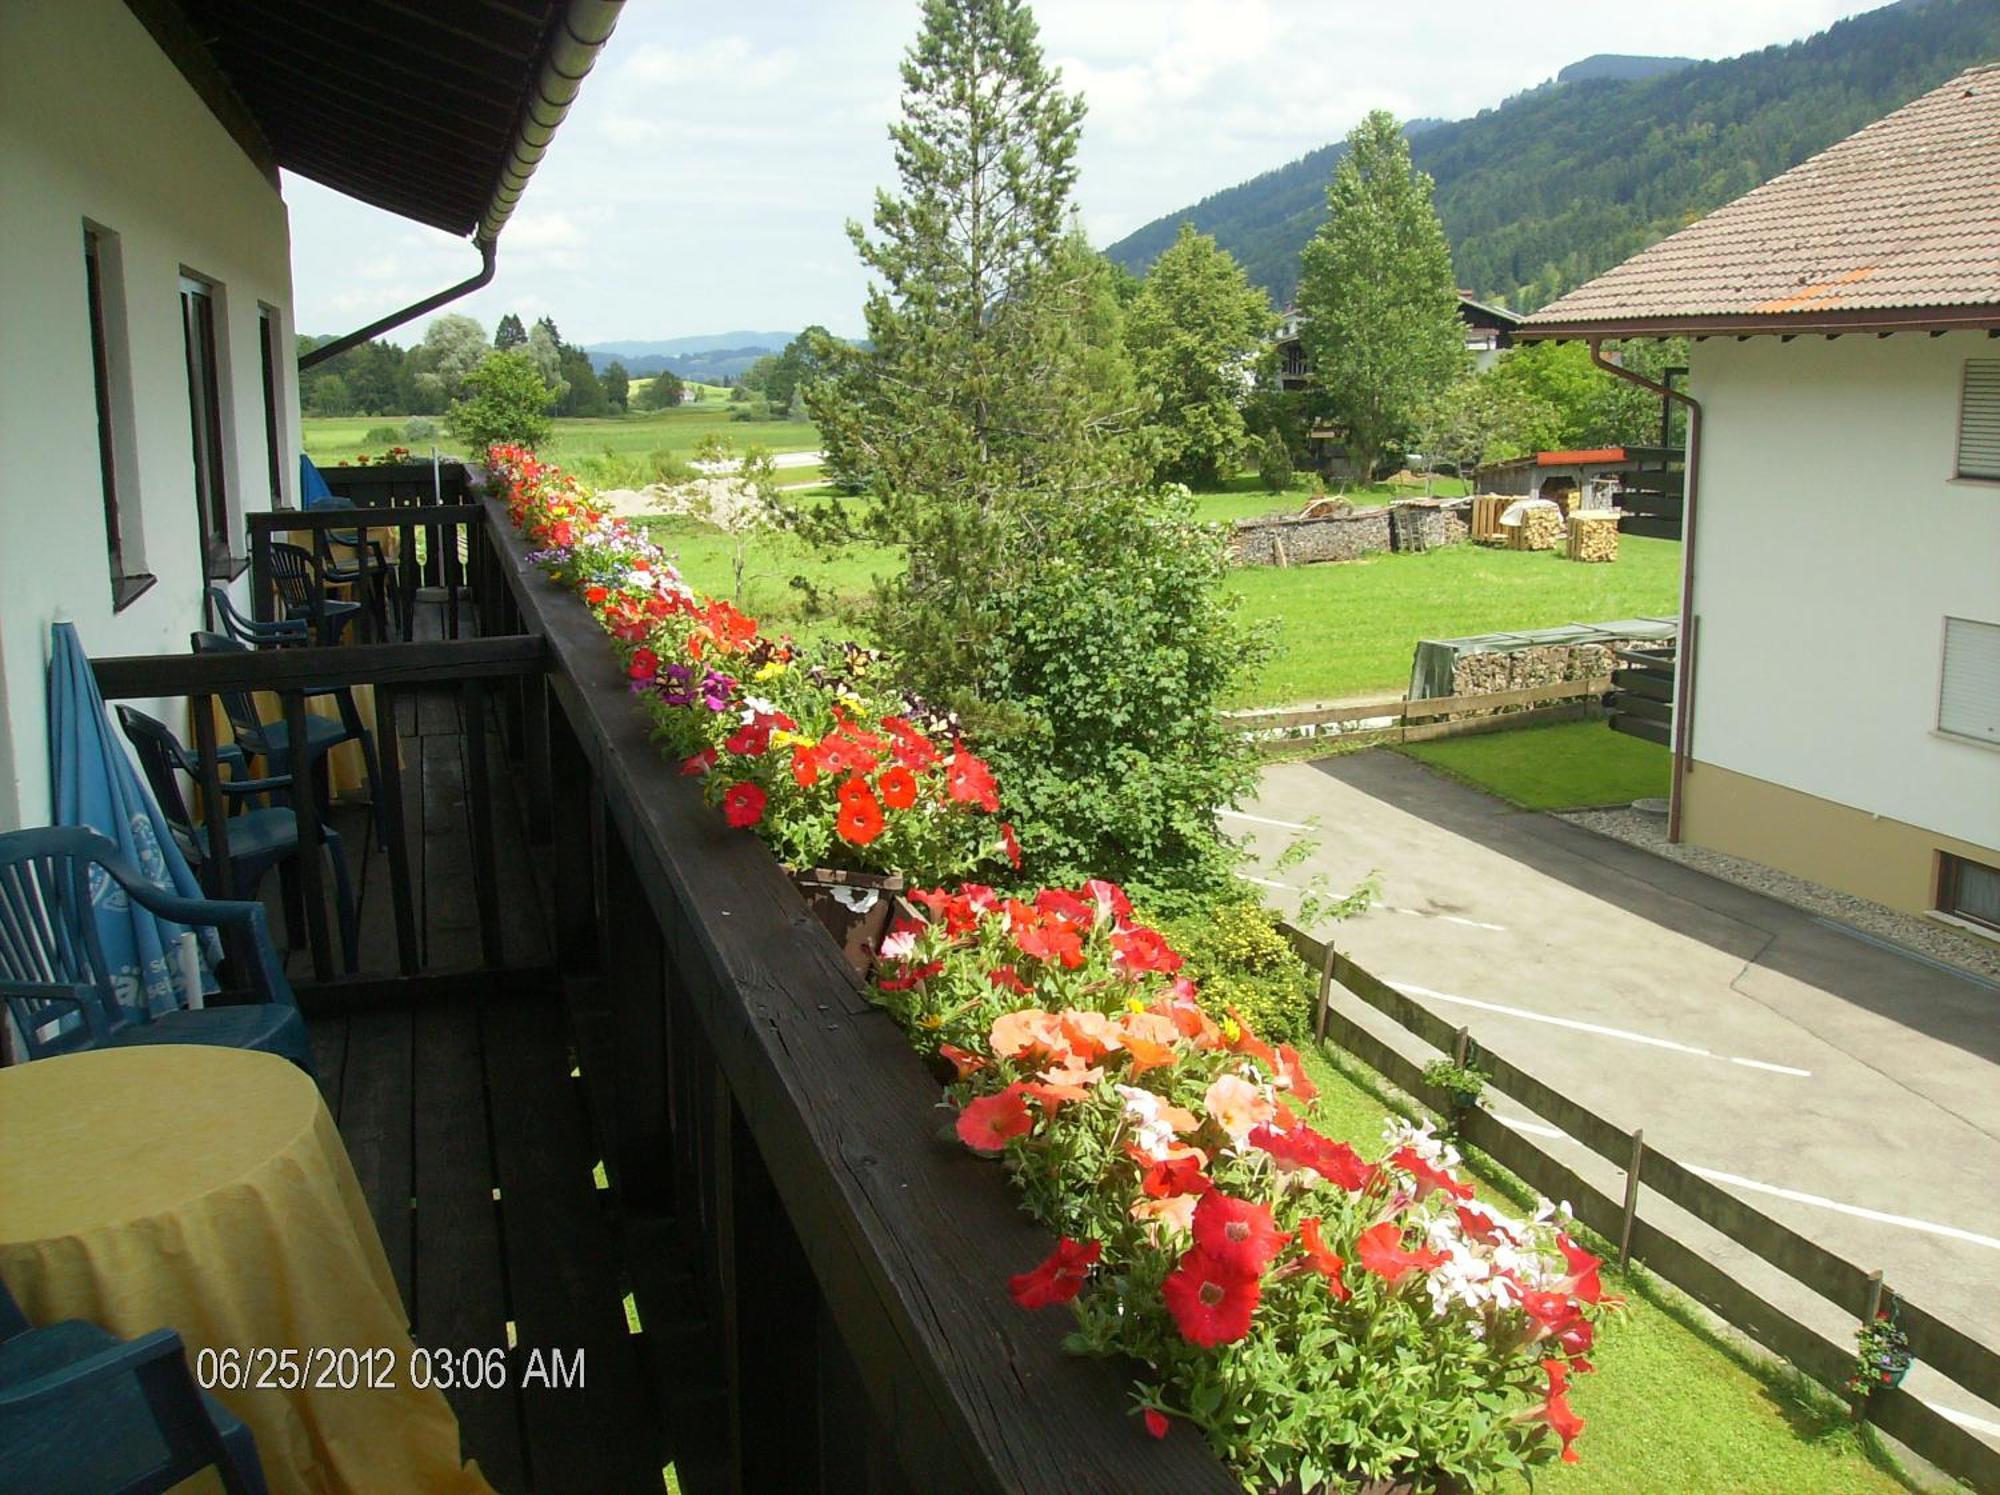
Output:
(1400, 719), (1671, 810)
(300, 405), (820, 472)
(637, 514), (896, 647)
(1226, 537), (1682, 707)
(1293, 1044), (1918, 1494)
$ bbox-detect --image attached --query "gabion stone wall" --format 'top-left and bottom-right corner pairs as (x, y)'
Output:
(1231, 507), (1394, 565)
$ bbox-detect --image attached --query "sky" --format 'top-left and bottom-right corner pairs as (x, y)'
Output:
(285, 0), (1887, 348)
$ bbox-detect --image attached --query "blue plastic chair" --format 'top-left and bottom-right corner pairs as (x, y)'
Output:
(0, 826), (313, 1074)
(190, 631), (386, 852)
(0, 1276), (268, 1495)
(116, 706), (359, 975)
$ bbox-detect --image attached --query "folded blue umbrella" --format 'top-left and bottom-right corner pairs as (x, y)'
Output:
(47, 617), (217, 1018)
(300, 452), (336, 508)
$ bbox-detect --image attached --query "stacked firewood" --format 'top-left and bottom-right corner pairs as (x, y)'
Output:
(1511, 505), (1565, 551)
(1566, 513), (1620, 562)
(1451, 643), (1617, 695)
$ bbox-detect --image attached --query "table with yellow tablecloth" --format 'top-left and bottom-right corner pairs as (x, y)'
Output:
(0, 1047), (489, 1495)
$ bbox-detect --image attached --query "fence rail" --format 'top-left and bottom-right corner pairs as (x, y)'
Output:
(1228, 676), (1611, 752)
(1284, 925), (2000, 1491)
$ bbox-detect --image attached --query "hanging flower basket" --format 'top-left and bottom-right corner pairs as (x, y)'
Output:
(792, 866), (904, 975)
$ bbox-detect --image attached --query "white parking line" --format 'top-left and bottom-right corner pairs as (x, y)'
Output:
(1491, 1115), (2000, 1252)
(1237, 873), (1294, 892)
(1385, 905), (1507, 932)
(1685, 1166), (2000, 1252)
(1218, 808), (1314, 832)
(1388, 980), (1812, 1077)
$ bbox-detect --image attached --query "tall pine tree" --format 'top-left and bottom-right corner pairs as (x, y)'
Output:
(1296, 111), (1466, 482)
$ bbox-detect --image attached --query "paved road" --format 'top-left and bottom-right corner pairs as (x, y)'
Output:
(1231, 752), (2000, 1435)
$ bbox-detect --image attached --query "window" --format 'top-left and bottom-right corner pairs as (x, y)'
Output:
(84, 227), (151, 608)
(179, 274), (234, 573)
(1958, 359), (2000, 481)
(1938, 854), (2000, 934)
(1938, 616), (2000, 745)
(259, 304), (286, 507)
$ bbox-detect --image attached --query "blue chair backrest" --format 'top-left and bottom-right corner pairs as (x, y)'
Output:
(0, 827), (131, 1058)
(187, 633), (265, 744)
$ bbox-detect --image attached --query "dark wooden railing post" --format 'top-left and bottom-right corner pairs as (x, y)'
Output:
(602, 826), (670, 1209)
(547, 702), (596, 974)
(461, 678), (505, 968)
(373, 684), (421, 976)
(249, 534), (274, 624)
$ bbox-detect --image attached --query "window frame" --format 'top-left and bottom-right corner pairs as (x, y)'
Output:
(257, 303), (289, 510)
(1936, 615), (2000, 750)
(179, 272), (240, 578)
(1955, 358), (2000, 484)
(83, 225), (153, 610)
(1936, 852), (2000, 935)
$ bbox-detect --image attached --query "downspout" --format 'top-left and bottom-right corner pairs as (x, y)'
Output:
(298, 0), (624, 372)
(298, 239), (497, 372)
(1588, 341), (1702, 843)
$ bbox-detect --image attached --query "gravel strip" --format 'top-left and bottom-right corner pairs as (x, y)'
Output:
(1558, 807), (2000, 985)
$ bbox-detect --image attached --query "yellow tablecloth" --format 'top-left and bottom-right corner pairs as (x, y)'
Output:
(0, 1047), (489, 1495)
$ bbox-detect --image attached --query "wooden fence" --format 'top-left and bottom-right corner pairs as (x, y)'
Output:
(1284, 925), (2000, 1490)
(1228, 676), (1611, 753)
(1607, 646), (1675, 748)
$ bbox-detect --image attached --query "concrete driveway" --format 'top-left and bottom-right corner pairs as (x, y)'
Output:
(1229, 751), (2000, 1438)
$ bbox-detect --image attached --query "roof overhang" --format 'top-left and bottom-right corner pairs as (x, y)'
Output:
(127, 0), (622, 247)
(1517, 304), (2000, 341)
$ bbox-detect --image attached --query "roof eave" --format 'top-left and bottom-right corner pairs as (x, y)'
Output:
(1517, 305), (2000, 341)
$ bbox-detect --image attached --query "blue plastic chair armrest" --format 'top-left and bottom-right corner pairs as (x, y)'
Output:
(0, 1328), (185, 1412)
(0, 981), (113, 1042)
(217, 775), (294, 797)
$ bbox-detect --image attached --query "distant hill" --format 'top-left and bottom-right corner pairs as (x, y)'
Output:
(1105, 0), (2000, 310)
(1555, 54), (1695, 85)
(583, 332), (797, 382)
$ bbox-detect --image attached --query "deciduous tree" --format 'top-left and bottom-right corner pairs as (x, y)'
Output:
(1296, 111), (1466, 483)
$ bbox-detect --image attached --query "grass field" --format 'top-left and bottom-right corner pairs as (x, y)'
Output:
(1226, 537), (1682, 707)
(1294, 1044), (1918, 1494)
(1401, 719), (1671, 810)
(300, 404), (820, 472)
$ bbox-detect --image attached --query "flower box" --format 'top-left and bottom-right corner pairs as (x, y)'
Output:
(791, 865), (903, 974)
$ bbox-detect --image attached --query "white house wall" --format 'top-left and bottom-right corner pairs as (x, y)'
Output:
(0, 0), (297, 828)
(1687, 332), (2000, 853)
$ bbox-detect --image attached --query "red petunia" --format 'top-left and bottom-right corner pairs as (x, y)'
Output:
(1014, 918), (1085, 969)
(628, 647), (660, 681)
(721, 782), (766, 828)
(725, 722), (772, 756)
(1390, 1146), (1475, 1202)
(938, 1043), (988, 1080)
(1008, 1237), (1102, 1310)
(1110, 925), (1184, 975)
(1190, 1192), (1290, 1279)
(946, 746), (1000, 812)
(585, 585), (609, 605)
(999, 821), (1022, 871)
(1554, 1233), (1606, 1305)
(1530, 1358), (1586, 1464)
(986, 965), (1031, 996)
(1296, 1217), (1350, 1298)
(836, 783), (885, 846)
(1083, 878), (1133, 923)
(1162, 1247), (1261, 1346)
(956, 1086), (1033, 1154)
(1354, 1221), (1450, 1286)
(1139, 1153), (1214, 1200)
(791, 744), (821, 787)
(1143, 1408), (1170, 1440)
(877, 765), (917, 810)
(1248, 1123), (1376, 1192)
(679, 748), (717, 776)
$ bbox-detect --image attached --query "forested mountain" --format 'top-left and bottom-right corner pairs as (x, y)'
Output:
(582, 332), (797, 381)
(1105, 0), (2000, 310)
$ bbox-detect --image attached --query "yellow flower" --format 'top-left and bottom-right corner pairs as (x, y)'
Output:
(1221, 1016), (1242, 1043)
(918, 1013), (944, 1030)
(838, 692), (866, 715)
(755, 660), (788, 681)
(1125, 997), (1146, 1014)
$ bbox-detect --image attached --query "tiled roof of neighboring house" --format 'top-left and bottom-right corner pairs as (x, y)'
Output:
(1520, 62), (2000, 337)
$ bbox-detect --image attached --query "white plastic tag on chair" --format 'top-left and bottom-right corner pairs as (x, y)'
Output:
(178, 932), (205, 1010)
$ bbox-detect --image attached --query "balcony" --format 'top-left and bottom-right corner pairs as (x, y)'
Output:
(78, 477), (1237, 1493)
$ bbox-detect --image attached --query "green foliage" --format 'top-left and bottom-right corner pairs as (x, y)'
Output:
(1297, 111), (1467, 481)
(1415, 372), (1560, 476)
(1105, 0), (2000, 309)
(411, 314), (490, 409)
(446, 348), (555, 450)
(601, 360), (630, 412)
(493, 312), (527, 350)
(639, 368), (686, 410)
(977, 486), (1264, 897)
(1125, 223), (1276, 488)
(1154, 898), (1315, 1042)
(362, 424), (402, 447)
(403, 416), (438, 444)
(1255, 426), (1293, 493)
(1480, 341), (1683, 452)
(1420, 1057), (1490, 1116)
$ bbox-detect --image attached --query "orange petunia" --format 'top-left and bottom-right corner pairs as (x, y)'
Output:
(836, 782), (884, 845)
(877, 765), (917, 810)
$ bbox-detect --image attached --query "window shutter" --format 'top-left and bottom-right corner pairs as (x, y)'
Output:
(1959, 360), (2000, 480)
(1939, 616), (2000, 744)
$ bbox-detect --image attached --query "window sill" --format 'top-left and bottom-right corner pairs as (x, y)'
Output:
(1946, 474), (2000, 488)
(110, 572), (157, 614)
(1925, 909), (2000, 948)
(206, 554), (249, 583)
(1931, 728), (2000, 754)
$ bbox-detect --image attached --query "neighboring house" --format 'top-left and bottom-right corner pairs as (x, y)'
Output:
(1518, 63), (2000, 929)
(0, 1), (616, 829)
(1274, 293), (1522, 393)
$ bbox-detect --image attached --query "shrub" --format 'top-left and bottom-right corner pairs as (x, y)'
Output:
(976, 485), (1264, 901)
(1155, 898), (1316, 1042)
(1256, 426), (1293, 493)
(447, 349), (554, 451)
(364, 424), (403, 446)
(403, 416), (439, 444)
